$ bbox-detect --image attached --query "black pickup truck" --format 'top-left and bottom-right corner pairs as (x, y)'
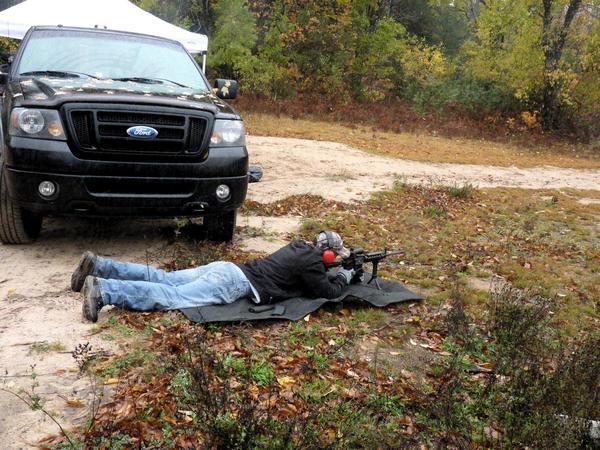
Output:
(0, 26), (248, 244)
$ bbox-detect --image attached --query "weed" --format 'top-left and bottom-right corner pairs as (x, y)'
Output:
(299, 379), (333, 403)
(172, 217), (188, 237)
(239, 225), (265, 237)
(447, 182), (476, 199)
(423, 205), (445, 217)
(366, 392), (405, 417)
(392, 178), (408, 193)
(28, 340), (66, 354)
(221, 354), (246, 376)
(169, 368), (193, 405)
(100, 348), (153, 378)
(352, 308), (388, 328)
(307, 351), (330, 372)
(106, 316), (135, 337)
(286, 322), (321, 347)
(101, 333), (116, 342)
(249, 359), (274, 386)
(1, 367), (79, 448)
(182, 332), (319, 448)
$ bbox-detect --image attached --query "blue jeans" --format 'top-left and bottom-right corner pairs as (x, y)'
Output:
(93, 257), (252, 311)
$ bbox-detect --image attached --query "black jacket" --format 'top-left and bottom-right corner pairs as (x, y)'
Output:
(237, 240), (346, 304)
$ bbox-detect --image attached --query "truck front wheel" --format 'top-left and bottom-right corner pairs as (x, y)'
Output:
(204, 210), (236, 242)
(0, 162), (43, 244)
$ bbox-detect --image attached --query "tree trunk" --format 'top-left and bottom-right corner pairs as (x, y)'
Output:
(540, 0), (582, 130)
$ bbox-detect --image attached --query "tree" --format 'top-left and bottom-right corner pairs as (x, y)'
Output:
(540, 0), (582, 129)
(209, 0), (257, 79)
(460, 0), (598, 130)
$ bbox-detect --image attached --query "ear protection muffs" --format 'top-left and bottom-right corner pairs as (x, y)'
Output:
(322, 249), (336, 265)
(318, 230), (337, 265)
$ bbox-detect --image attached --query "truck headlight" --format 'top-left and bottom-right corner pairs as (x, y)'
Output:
(210, 120), (245, 147)
(10, 108), (66, 140)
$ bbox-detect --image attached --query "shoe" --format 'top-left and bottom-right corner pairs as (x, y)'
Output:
(71, 251), (97, 292)
(82, 276), (104, 323)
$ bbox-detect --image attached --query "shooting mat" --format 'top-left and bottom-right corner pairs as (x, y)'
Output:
(180, 277), (423, 324)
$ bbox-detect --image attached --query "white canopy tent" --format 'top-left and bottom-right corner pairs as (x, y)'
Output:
(0, 0), (208, 69)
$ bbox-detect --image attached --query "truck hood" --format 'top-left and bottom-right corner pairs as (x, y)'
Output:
(9, 76), (239, 118)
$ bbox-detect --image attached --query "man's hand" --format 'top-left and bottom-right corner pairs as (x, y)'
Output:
(336, 268), (355, 285)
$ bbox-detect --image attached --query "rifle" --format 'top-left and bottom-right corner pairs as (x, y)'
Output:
(333, 248), (402, 290)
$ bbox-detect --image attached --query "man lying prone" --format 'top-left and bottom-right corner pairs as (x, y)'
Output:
(73, 231), (356, 322)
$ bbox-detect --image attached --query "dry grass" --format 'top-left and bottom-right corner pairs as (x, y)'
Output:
(244, 111), (600, 169)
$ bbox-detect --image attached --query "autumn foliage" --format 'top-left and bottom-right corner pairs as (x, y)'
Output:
(132, 0), (600, 140)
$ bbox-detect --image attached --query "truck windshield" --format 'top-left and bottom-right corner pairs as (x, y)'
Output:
(16, 29), (208, 91)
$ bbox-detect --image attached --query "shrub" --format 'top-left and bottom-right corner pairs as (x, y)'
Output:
(417, 281), (600, 448)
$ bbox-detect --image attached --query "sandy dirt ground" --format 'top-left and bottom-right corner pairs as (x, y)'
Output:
(1, 135), (599, 448)
(247, 136), (600, 203)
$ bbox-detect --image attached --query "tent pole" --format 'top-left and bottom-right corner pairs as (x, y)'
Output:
(202, 53), (206, 74)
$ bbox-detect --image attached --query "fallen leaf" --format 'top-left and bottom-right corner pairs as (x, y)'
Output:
(346, 369), (359, 379)
(104, 378), (119, 385)
(66, 398), (85, 408)
(277, 376), (296, 386)
(343, 388), (362, 398)
(398, 416), (410, 425)
(163, 415), (177, 425)
(114, 402), (133, 419)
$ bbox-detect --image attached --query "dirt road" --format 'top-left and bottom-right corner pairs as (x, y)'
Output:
(247, 136), (600, 203)
(1, 135), (599, 448)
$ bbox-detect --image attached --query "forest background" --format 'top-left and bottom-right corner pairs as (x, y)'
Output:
(1, 0), (599, 142)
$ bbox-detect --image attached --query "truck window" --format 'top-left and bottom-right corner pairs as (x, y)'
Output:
(16, 29), (208, 91)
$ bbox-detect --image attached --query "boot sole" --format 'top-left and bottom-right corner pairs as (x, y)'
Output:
(82, 276), (98, 323)
(71, 252), (96, 292)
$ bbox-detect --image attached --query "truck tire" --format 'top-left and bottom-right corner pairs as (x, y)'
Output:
(0, 161), (43, 244)
(204, 210), (236, 242)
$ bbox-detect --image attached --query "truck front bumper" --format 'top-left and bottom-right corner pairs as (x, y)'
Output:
(4, 137), (249, 216)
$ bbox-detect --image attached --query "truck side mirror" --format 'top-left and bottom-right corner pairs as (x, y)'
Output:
(212, 79), (237, 100)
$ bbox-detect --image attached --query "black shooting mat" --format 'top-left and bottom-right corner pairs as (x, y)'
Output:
(180, 277), (423, 324)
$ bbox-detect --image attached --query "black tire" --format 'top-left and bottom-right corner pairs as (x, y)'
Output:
(0, 160), (43, 244)
(204, 209), (236, 242)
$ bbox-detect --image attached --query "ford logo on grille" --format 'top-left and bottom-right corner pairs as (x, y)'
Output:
(126, 126), (158, 139)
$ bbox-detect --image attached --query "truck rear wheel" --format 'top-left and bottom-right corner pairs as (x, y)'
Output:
(204, 210), (236, 242)
(0, 161), (43, 244)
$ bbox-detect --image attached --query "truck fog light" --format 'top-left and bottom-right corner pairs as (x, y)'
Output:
(38, 181), (57, 197)
(216, 184), (230, 200)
